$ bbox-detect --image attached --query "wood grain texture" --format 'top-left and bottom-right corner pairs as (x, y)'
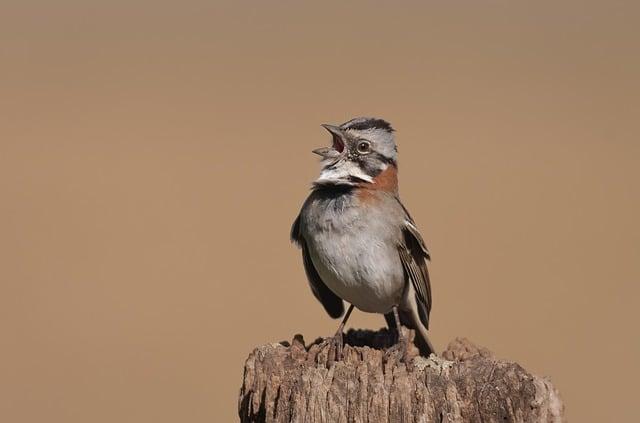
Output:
(239, 330), (564, 423)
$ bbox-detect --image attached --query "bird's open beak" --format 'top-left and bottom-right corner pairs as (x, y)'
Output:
(313, 124), (346, 159)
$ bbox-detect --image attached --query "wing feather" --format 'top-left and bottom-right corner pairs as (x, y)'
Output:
(398, 218), (432, 327)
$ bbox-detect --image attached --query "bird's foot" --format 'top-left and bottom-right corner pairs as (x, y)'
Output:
(331, 329), (344, 362)
(319, 329), (345, 365)
(385, 327), (411, 364)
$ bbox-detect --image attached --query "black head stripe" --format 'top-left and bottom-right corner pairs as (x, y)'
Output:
(374, 152), (397, 166)
(355, 152), (397, 178)
(341, 117), (395, 133)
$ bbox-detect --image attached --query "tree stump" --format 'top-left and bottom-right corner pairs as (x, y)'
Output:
(238, 329), (564, 423)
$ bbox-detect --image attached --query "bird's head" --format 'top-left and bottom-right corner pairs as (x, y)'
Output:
(313, 117), (397, 186)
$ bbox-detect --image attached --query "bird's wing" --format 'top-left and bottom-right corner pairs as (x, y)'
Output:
(291, 214), (345, 318)
(397, 218), (432, 328)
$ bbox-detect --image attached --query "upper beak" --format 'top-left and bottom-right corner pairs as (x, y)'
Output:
(320, 124), (343, 137)
(313, 124), (346, 158)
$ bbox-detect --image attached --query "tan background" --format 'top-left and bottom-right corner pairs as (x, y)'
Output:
(1, 1), (639, 422)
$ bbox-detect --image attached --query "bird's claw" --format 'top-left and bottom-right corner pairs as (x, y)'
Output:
(321, 330), (345, 364)
(386, 327), (411, 364)
(333, 330), (344, 361)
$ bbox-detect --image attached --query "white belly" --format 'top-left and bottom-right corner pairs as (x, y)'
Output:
(307, 234), (405, 313)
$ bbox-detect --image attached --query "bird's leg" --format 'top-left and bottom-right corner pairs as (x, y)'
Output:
(392, 306), (410, 362)
(331, 304), (354, 361)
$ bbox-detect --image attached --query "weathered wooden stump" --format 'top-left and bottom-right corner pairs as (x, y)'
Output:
(239, 329), (564, 422)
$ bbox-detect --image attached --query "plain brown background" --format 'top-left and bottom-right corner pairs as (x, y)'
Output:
(1, 1), (639, 422)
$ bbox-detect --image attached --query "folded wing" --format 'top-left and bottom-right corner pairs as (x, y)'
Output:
(398, 219), (432, 328)
(291, 215), (344, 318)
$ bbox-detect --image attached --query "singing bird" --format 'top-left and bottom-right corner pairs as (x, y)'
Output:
(291, 117), (435, 358)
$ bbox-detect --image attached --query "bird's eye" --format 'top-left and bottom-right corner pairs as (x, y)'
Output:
(356, 141), (371, 154)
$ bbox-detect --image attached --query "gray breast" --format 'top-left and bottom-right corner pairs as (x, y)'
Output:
(299, 187), (405, 313)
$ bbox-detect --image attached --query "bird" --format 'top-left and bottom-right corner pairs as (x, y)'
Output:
(291, 117), (435, 359)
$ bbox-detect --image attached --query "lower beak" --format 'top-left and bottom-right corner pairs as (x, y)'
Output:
(312, 146), (341, 159)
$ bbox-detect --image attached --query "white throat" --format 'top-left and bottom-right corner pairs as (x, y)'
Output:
(315, 160), (387, 185)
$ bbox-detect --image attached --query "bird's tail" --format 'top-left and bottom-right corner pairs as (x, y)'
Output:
(384, 308), (435, 356)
